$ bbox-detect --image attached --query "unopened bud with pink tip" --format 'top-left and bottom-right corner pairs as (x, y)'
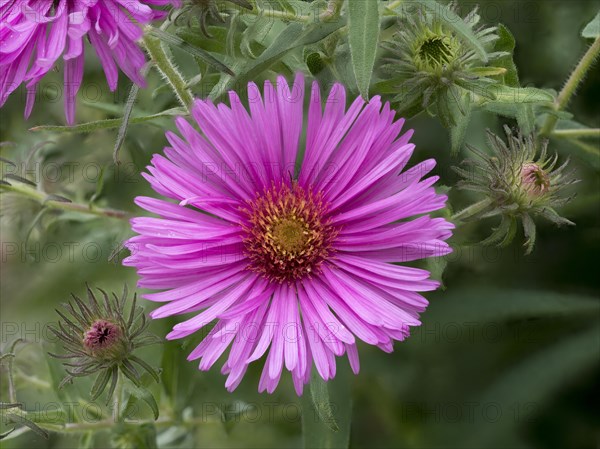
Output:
(520, 163), (551, 197)
(49, 285), (160, 401)
(453, 126), (578, 254)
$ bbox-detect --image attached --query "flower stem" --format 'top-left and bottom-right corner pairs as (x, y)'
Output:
(540, 36), (600, 137)
(143, 30), (194, 111)
(0, 182), (131, 221)
(552, 128), (600, 139)
(30, 411), (224, 435)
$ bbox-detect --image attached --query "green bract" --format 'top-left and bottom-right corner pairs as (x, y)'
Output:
(453, 126), (579, 254)
(48, 285), (160, 401)
(381, 4), (506, 129)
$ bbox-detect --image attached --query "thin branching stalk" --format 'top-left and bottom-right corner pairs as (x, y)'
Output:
(540, 36), (600, 137)
(552, 128), (600, 139)
(1, 183), (130, 221)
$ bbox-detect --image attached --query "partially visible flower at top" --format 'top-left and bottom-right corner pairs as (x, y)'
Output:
(123, 74), (453, 395)
(381, 3), (506, 129)
(0, 0), (181, 125)
(453, 126), (578, 254)
(49, 285), (160, 400)
(171, 0), (252, 37)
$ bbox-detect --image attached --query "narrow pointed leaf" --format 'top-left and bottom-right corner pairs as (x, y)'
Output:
(348, 0), (380, 98)
(302, 365), (352, 449)
(30, 108), (186, 133)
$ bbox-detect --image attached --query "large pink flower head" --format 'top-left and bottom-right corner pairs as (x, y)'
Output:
(124, 74), (454, 394)
(0, 0), (180, 124)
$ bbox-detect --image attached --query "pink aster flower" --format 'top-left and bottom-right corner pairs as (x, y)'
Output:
(124, 74), (453, 394)
(0, 0), (180, 124)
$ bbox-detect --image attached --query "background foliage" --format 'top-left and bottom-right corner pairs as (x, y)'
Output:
(1, 0), (599, 448)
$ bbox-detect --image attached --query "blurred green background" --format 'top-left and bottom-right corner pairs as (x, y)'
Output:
(1, 1), (599, 448)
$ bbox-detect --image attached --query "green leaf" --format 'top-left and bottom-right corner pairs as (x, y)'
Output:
(0, 428), (16, 440)
(147, 28), (234, 76)
(484, 86), (554, 104)
(492, 24), (520, 87)
(6, 414), (49, 440)
(515, 104), (535, 135)
(209, 19), (345, 100)
(449, 92), (472, 155)
(582, 11), (600, 38)
(425, 256), (449, 289)
(308, 371), (339, 432)
(521, 213), (537, 255)
(347, 0), (380, 98)
(302, 365), (352, 449)
(240, 17), (275, 59)
(30, 108), (185, 134)
(413, 0), (488, 62)
(90, 368), (112, 400)
(469, 67), (507, 77)
(455, 77), (498, 101)
(124, 383), (160, 421)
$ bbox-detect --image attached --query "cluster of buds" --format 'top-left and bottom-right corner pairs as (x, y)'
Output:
(49, 285), (160, 400)
(171, 0), (252, 37)
(381, 3), (506, 129)
(453, 126), (578, 254)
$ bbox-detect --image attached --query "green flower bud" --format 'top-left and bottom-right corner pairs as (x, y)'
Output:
(306, 52), (326, 76)
(453, 126), (578, 254)
(49, 285), (160, 400)
(381, 3), (505, 127)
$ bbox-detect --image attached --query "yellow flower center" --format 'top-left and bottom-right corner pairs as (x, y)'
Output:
(241, 182), (338, 283)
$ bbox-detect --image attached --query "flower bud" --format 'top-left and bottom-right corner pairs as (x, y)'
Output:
(453, 126), (577, 254)
(380, 3), (504, 132)
(83, 319), (126, 360)
(520, 162), (550, 197)
(49, 285), (160, 400)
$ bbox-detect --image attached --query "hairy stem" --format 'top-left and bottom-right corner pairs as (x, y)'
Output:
(1, 183), (131, 221)
(143, 30), (194, 110)
(540, 36), (600, 137)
